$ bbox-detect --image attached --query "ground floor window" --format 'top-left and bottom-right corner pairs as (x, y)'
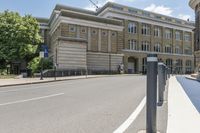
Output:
(142, 57), (147, 73)
(166, 59), (173, 73)
(185, 60), (192, 73)
(175, 59), (183, 74)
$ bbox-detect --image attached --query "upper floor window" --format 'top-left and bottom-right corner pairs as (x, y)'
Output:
(175, 31), (181, 40)
(175, 45), (182, 54)
(141, 41), (150, 51)
(128, 39), (137, 50)
(165, 29), (172, 39)
(69, 25), (76, 32)
(165, 45), (172, 53)
(154, 27), (161, 37)
(184, 47), (192, 55)
(154, 43), (161, 52)
(184, 33), (191, 41)
(128, 22), (137, 34)
(141, 24), (150, 35)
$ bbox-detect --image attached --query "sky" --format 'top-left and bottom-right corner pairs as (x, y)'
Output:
(0, 0), (195, 21)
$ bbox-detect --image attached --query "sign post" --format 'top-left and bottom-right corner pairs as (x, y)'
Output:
(39, 51), (44, 80)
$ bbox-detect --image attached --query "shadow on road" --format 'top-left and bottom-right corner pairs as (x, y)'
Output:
(176, 76), (200, 113)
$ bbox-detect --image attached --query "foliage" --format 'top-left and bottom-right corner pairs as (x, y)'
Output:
(27, 57), (53, 74)
(0, 10), (41, 68)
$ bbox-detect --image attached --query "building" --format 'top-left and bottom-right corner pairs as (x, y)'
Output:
(189, 0), (200, 70)
(38, 2), (195, 74)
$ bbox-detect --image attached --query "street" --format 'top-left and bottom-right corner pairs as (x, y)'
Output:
(0, 75), (147, 133)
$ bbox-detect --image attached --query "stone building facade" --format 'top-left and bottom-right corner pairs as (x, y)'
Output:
(189, 0), (200, 70)
(38, 2), (195, 74)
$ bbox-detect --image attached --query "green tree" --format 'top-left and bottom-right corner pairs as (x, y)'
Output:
(0, 10), (41, 67)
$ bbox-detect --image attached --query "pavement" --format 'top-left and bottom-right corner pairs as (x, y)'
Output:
(0, 75), (199, 133)
(0, 75), (116, 87)
(167, 76), (200, 133)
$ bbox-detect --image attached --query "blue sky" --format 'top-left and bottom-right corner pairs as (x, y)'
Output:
(0, 0), (195, 21)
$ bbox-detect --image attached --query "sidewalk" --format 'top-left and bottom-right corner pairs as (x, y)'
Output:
(0, 75), (103, 87)
(167, 76), (200, 133)
(0, 74), (139, 87)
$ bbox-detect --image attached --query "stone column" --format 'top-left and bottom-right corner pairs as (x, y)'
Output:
(88, 27), (91, 51)
(108, 30), (111, 52)
(98, 29), (102, 52)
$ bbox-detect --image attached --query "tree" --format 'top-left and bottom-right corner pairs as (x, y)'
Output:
(0, 10), (41, 68)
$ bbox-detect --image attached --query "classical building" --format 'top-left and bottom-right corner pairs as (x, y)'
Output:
(189, 0), (200, 70)
(38, 2), (195, 74)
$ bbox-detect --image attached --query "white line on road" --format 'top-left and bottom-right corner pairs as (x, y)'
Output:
(113, 96), (146, 133)
(0, 93), (64, 106)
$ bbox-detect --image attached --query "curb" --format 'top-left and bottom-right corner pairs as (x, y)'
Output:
(0, 74), (142, 88)
(185, 76), (200, 82)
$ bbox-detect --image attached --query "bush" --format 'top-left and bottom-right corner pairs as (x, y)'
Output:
(27, 57), (53, 74)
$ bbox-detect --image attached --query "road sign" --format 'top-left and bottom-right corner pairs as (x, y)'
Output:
(39, 51), (44, 58)
(41, 45), (48, 58)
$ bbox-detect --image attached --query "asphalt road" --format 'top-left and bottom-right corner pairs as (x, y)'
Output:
(0, 75), (165, 133)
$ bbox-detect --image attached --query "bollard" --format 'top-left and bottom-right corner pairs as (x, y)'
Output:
(146, 54), (158, 133)
(158, 63), (165, 104)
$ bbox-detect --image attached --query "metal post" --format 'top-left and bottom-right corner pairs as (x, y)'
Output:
(158, 63), (165, 104)
(40, 58), (44, 80)
(109, 54), (111, 74)
(146, 54), (158, 133)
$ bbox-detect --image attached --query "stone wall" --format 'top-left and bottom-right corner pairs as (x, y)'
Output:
(57, 40), (87, 70)
(87, 52), (123, 72)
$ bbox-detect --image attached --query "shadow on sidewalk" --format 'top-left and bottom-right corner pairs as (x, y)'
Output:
(176, 76), (200, 113)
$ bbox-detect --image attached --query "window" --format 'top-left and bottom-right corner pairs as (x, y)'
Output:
(141, 41), (150, 51)
(165, 29), (172, 39)
(175, 59), (183, 74)
(112, 32), (116, 37)
(69, 25), (76, 32)
(128, 22), (137, 34)
(128, 40), (137, 50)
(166, 59), (173, 73)
(141, 24), (150, 35)
(81, 28), (86, 33)
(184, 48), (192, 55)
(102, 32), (107, 36)
(142, 58), (147, 74)
(165, 45), (172, 53)
(186, 60), (192, 73)
(154, 43), (161, 52)
(175, 31), (181, 40)
(92, 30), (97, 35)
(175, 46), (182, 54)
(184, 34), (191, 41)
(154, 27), (161, 37)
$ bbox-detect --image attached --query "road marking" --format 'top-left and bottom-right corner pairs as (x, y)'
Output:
(0, 93), (64, 106)
(113, 96), (146, 133)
